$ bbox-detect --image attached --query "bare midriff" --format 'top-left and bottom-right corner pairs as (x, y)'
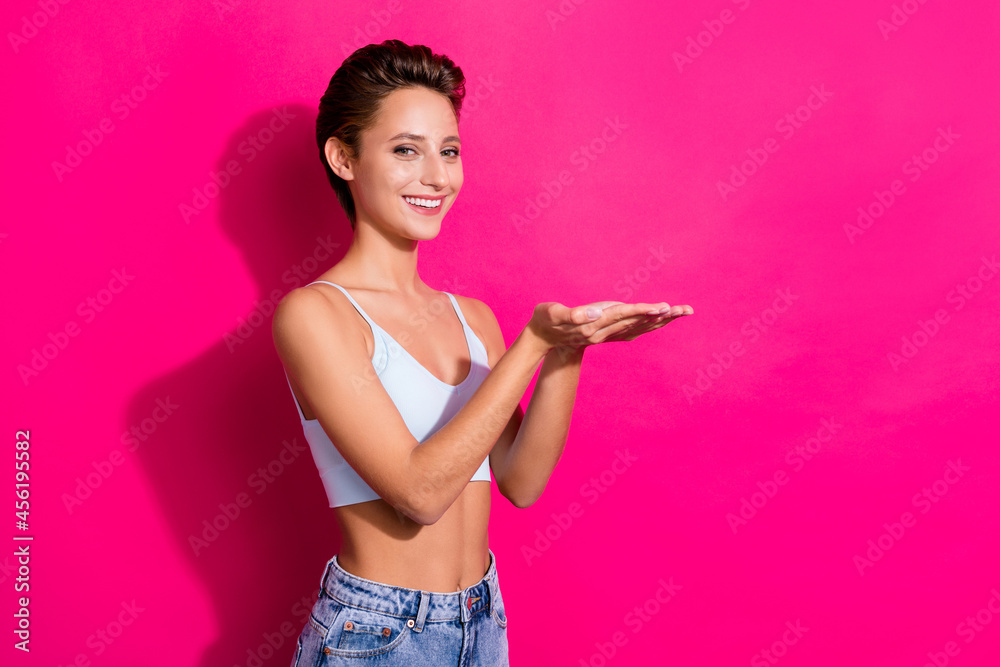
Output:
(332, 482), (492, 592)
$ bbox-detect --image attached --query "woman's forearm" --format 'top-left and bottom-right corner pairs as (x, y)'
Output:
(497, 346), (584, 508)
(407, 327), (550, 524)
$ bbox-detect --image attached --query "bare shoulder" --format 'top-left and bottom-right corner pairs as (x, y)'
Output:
(451, 293), (507, 368)
(274, 284), (332, 334)
(272, 283), (363, 361)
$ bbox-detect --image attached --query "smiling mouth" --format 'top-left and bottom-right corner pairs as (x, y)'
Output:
(402, 196), (443, 209)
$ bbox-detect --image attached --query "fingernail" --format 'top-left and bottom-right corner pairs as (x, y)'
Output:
(586, 307), (602, 319)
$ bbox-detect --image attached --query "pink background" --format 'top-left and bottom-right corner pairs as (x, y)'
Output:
(4, 0), (999, 665)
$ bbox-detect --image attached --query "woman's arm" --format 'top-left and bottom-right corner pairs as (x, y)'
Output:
(490, 346), (585, 508)
(411, 299), (689, 520)
(273, 286), (551, 527)
(275, 287), (684, 526)
(474, 298), (692, 509)
(405, 325), (552, 523)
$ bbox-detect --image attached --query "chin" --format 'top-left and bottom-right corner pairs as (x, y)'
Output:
(414, 224), (443, 240)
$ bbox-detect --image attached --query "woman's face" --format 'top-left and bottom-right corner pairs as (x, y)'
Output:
(341, 86), (462, 240)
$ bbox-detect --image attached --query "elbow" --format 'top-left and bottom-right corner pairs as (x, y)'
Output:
(409, 505), (444, 526)
(388, 448), (448, 525)
(508, 493), (537, 510)
(400, 486), (446, 526)
(500, 481), (538, 509)
(392, 497), (440, 526)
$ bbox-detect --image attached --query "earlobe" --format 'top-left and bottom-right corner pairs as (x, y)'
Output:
(325, 138), (354, 181)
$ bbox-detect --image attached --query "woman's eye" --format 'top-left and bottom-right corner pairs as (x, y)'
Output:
(393, 146), (459, 157)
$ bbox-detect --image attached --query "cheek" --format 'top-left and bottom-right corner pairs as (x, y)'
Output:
(366, 173), (410, 209)
(386, 162), (417, 185)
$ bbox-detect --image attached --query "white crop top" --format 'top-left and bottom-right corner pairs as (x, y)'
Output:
(283, 281), (492, 507)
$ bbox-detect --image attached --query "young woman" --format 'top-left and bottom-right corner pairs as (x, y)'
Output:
(272, 40), (692, 666)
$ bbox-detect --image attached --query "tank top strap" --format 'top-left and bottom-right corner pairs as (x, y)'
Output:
(443, 292), (470, 329)
(306, 281), (380, 331)
(444, 292), (488, 364)
(306, 280), (388, 374)
(283, 369), (306, 421)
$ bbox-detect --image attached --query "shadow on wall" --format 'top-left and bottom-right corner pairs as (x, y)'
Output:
(124, 103), (351, 667)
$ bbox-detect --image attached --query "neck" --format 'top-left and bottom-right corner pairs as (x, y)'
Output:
(338, 223), (424, 294)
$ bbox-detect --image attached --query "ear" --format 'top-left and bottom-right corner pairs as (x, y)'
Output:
(325, 137), (355, 181)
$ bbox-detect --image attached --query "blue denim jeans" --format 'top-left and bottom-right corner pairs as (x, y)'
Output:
(290, 548), (509, 666)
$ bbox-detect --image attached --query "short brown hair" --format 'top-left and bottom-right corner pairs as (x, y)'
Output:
(316, 40), (466, 229)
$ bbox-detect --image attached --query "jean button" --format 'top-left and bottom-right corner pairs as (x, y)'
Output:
(407, 619), (415, 628)
(382, 627), (391, 637)
(344, 621), (353, 630)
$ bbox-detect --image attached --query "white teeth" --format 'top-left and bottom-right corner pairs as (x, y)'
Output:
(404, 196), (441, 209)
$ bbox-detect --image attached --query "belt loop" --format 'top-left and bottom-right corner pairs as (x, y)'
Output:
(488, 551), (498, 615)
(412, 591), (430, 633)
(319, 556), (336, 598)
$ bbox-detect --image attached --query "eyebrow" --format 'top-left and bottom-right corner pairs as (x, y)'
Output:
(386, 132), (461, 145)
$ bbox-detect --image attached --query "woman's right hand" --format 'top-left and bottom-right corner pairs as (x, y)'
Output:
(525, 299), (693, 355)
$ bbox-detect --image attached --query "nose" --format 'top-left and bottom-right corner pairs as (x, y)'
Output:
(420, 153), (450, 189)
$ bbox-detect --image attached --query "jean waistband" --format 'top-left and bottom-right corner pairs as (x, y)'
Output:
(319, 548), (499, 630)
